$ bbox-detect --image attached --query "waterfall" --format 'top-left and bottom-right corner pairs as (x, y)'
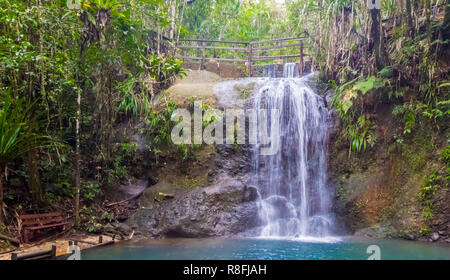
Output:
(252, 63), (335, 239)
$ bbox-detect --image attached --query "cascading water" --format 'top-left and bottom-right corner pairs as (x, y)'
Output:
(252, 63), (335, 239)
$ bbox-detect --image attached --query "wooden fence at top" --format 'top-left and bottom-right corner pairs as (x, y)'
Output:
(173, 37), (309, 77)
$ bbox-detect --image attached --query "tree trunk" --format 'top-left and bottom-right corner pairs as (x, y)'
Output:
(425, 0), (432, 44)
(369, 7), (386, 70)
(443, 0), (450, 41)
(405, 0), (414, 37)
(74, 89), (81, 227)
(28, 150), (43, 205)
(176, 0), (187, 46)
(169, 0), (177, 39)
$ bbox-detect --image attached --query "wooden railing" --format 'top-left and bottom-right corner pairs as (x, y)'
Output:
(173, 37), (309, 76)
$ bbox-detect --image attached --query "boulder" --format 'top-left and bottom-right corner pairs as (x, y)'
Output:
(431, 232), (440, 242)
(132, 181), (260, 237)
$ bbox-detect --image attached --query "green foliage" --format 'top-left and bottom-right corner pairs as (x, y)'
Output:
(419, 226), (431, 236)
(177, 143), (189, 161)
(0, 0), (189, 228)
(420, 170), (442, 199)
(418, 169), (446, 219)
(82, 181), (101, 200)
(346, 115), (377, 153)
(393, 102), (421, 134)
(111, 155), (128, 181)
(442, 144), (450, 181)
(121, 141), (138, 156)
(422, 99), (450, 129)
(145, 54), (187, 83)
(353, 76), (386, 95)
(117, 75), (150, 117)
(240, 87), (250, 99)
(147, 100), (178, 153)
(422, 201), (434, 219)
(330, 77), (381, 153)
(441, 145), (450, 167)
(183, 0), (279, 42)
(100, 211), (114, 222)
(0, 93), (49, 167)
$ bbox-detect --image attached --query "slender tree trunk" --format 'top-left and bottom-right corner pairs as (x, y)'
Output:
(443, 0), (450, 41)
(425, 0), (432, 44)
(369, 7), (386, 70)
(169, 0), (177, 39)
(27, 150), (43, 205)
(74, 89), (81, 227)
(405, 0), (414, 37)
(176, 0), (187, 46)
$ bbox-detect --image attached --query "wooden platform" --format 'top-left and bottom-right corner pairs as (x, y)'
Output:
(168, 37), (311, 77)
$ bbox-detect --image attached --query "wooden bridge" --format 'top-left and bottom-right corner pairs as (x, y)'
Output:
(172, 37), (310, 77)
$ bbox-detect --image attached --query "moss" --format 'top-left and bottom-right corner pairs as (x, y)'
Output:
(233, 82), (255, 99)
(380, 207), (396, 222)
(337, 183), (347, 202)
(419, 226), (431, 236)
(441, 144), (450, 167)
(172, 173), (208, 189)
(402, 150), (426, 172)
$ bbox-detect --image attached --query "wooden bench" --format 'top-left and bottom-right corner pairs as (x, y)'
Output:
(18, 212), (69, 243)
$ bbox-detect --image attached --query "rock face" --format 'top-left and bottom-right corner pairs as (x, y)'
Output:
(132, 179), (259, 237)
(328, 93), (450, 242)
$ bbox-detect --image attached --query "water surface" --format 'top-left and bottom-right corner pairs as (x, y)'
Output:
(81, 237), (450, 260)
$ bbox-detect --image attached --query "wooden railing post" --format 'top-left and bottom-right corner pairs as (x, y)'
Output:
(247, 43), (253, 77)
(51, 245), (57, 257)
(201, 41), (206, 70)
(279, 41), (282, 60)
(298, 40), (304, 76)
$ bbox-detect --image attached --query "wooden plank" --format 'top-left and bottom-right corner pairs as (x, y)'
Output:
(251, 37), (305, 45)
(21, 217), (64, 226)
(19, 212), (62, 219)
(0, 233), (20, 246)
(178, 38), (248, 45)
(70, 239), (98, 245)
(27, 222), (68, 231)
(201, 41), (206, 70)
(252, 54), (302, 61)
(299, 40), (304, 76)
(178, 56), (247, 62)
(247, 43), (253, 76)
(253, 43), (302, 51)
(11, 245), (56, 260)
(177, 45), (247, 51)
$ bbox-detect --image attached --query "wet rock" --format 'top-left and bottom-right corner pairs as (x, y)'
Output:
(404, 233), (416, 241)
(207, 169), (218, 183)
(112, 222), (132, 235)
(154, 192), (175, 202)
(132, 180), (259, 237)
(243, 186), (258, 202)
(103, 223), (116, 233)
(431, 232), (440, 241)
